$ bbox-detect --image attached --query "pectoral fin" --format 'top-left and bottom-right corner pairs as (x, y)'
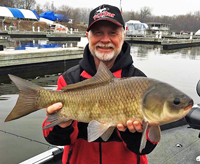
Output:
(139, 122), (161, 153)
(101, 127), (115, 141)
(148, 125), (161, 142)
(140, 121), (149, 153)
(87, 120), (114, 142)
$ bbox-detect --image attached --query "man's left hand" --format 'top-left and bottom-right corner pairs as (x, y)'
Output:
(117, 120), (143, 133)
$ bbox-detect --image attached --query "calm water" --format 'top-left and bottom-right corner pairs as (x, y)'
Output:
(2, 39), (77, 50)
(0, 43), (200, 163)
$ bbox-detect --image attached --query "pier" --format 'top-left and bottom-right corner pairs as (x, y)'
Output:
(125, 36), (162, 44)
(0, 47), (83, 67)
(1, 30), (200, 49)
(0, 47), (83, 83)
(162, 39), (200, 50)
(0, 30), (85, 41)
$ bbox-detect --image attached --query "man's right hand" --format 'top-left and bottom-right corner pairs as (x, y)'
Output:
(46, 102), (72, 128)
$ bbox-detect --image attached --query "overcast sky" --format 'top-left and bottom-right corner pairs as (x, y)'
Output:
(36, 0), (199, 16)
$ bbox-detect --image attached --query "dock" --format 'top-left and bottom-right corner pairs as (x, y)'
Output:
(125, 36), (162, 44)
(0, 47), (84, 83)
(162, 39), (200, 50)
(125, 36), (200, 49)
(0, 30), (85, 41)
(1, 30), (200, 49)
(0, 47), (83, 67)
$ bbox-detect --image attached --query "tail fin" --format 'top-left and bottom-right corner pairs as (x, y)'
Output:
(5, 74), (42, 122)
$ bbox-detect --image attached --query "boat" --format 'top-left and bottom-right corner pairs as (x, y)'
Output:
(20, 146), (64, 164)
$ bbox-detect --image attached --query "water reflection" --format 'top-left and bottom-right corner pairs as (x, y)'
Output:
(0, 59), (80, 84)
(131, 43), (200, 60)
(3, 38), (77, 50)
(0, 74), (59, 96)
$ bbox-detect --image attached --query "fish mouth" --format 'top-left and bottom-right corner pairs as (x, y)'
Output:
(184, 100), (194, 111)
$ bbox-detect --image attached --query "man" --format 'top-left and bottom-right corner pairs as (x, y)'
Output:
(43, 4), (158, 164)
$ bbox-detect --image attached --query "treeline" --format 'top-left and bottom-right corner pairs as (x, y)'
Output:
(1, 1), (200, 32)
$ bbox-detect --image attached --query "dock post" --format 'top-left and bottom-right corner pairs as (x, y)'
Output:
(190, 32), (193, 40)
(155, 31), (159, 38)
(159, 31), (162, 39)
(0, 45), (3, 51)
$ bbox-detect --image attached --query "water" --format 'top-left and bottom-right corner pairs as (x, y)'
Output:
(0, 43), (200, 163)
(2, 39), (77, 50)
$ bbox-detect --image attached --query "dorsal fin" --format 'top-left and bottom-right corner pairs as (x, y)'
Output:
(61, 61), (115, 91)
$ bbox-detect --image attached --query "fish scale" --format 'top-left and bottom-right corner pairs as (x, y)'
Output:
(45, 77), (153, 125)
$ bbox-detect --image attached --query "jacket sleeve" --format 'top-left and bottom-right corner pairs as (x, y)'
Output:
(118, 129), (157, 155)
(42, 75), (79, 145)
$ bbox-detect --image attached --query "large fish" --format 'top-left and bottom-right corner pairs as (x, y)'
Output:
(5, 62), (193, 153)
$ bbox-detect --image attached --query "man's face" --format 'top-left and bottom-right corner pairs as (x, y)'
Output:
(86, 21), (125, 62)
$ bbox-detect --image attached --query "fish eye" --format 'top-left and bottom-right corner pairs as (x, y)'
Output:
(173, 98), (181, 105)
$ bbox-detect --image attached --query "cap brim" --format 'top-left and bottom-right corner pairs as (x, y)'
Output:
(87, 18), (123, 32)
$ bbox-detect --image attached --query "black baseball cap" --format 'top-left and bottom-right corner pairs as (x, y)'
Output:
(87, 4), (125, 31)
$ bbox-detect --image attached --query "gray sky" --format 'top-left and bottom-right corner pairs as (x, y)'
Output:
(36, 0), (199, 16)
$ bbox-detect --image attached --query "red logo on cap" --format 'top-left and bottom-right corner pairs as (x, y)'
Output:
(93, 8), (115, 20)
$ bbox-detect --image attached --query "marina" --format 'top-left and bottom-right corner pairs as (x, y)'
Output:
(1, 43), (200, 163)
(1, 30), (200, 50)
(1, 4), (200, 164)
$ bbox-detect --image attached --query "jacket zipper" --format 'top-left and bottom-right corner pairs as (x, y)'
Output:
(99, 141), (102, 164)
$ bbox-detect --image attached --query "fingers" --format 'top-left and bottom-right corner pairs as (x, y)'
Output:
(59, 120), (73, 128)
(46, 102), (63, 115)
(133, 120), (143, 133)
(127, 120), (136, 133)
(117, 123), (127, 132)
(46, 102), (72, 128)
(117, 120), (143, 133)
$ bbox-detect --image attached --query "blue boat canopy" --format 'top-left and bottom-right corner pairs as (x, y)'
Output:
(0, 6), (39, 20)
(54, 14), (69, 22)
(40, 11), (69, 22)
(39, 11), (57, 21)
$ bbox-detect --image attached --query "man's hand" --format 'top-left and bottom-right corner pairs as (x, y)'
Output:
(46, 102), (72, 128)
(117, 120), (143, 133)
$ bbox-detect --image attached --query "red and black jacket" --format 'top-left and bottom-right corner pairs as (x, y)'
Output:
(43, 41), (158, 164)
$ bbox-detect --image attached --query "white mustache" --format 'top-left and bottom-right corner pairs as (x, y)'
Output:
(96, 43), (115, 48)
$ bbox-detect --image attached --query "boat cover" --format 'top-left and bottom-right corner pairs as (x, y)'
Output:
(39, 11), (57, 21)
(54, 14), (69, 22)
(0, 6), (39, 20)
(40, 11), (69, 22)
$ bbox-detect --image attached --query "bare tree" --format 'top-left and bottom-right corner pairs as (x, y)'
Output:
(0, 0), (36, 9)
(35, 4), (44, 15)
(42, 2), (54, 12)
(56, 5), (73, 18)
(140, 6), (152, 22)
(0, 0), (15, 7)
(72, 8), (81, 24)
(15, 0), (36, 9)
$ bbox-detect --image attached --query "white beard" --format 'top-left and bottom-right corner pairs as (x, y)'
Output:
(91, 43), (120, 62)
(94, 49), (116, 61)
